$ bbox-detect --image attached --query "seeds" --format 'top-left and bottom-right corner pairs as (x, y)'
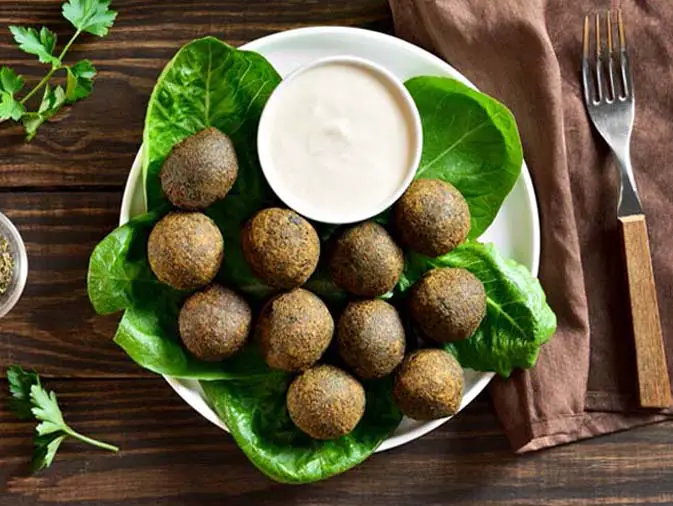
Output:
(0, 234), (14, 295)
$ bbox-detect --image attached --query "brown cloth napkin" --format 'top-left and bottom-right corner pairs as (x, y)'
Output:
(389, 0), (673, 451)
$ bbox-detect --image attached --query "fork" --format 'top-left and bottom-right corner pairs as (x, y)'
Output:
(582, 10), (672, 408)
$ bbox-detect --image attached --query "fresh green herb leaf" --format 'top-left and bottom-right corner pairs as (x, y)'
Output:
(7, 365), (39, 420)
(62, 0), (117, 37)
(21, 113), (44, 138)
(0, 66), (25, 121)
(42, 85), (67, 113)
(6, 365), (119, 471)
(0, 92), (25, 121)
(398, 242), (557, 376)
(0, 66), (24, 93)
(1, 1), (114, 139)
(9, 26), (59, 65)
(65, 59), (96, 102)
(22, 85), (66, 140)
(30, 384), (67, 433)
(32, 434), (67, 472)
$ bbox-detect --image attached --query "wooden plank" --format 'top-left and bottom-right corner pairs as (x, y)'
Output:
(0, 192), (147, 377)
(1, 380), (673, 505)
(0, 0), (392, 189)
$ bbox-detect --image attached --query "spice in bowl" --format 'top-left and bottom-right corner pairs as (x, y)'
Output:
(0, 234), (14, 295)
(0, 212), (28, 318)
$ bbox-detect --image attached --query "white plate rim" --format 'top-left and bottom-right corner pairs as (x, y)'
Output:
(119, 26), (541, 454)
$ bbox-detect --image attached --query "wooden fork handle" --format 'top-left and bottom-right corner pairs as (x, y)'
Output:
(619, 214), (673, 408)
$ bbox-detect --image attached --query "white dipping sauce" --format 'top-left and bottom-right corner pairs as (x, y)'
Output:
(259, 59), (420, 223)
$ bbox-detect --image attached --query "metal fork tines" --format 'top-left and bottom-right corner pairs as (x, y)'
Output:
(582, 10), (642, 217)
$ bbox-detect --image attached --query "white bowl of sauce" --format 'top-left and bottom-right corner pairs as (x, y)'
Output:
(257, 56), (422, 224)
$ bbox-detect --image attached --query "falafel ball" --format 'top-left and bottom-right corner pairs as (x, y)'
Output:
(409, 267), (486, 343)
(241, 208), (320, 289)
(329, 221), (404, 297)
(160, 128), (239, 210)
(393, 349), (464, 421)
(178, 284), (252, 361)
(287, 364), (366, 440)
(256, 288), (334, 372)
(337, 300), (406, 379)
(147, 212), (224, 291)
(394, 179), (471, 257)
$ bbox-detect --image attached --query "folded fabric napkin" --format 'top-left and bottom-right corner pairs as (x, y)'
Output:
(389, 0), (673, 451)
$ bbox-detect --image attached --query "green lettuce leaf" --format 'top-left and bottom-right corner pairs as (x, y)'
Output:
(87, 206), (272, 380)
(115, 300), (272, 380)
(142, 37), (282, 301)
(204, 196), (275, 303)
(201, 375), (401, 484)
(404, 77), (523, 238)
(87, 38), (285, 379)
(87, 206), (168, 315)
(143, 36), (281, 210)
(399, 242), (556, 376)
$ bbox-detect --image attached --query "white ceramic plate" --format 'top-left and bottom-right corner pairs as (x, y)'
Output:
(120, 27), (540, 453)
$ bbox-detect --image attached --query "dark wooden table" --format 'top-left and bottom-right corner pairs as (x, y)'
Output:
(2, 1), (673, 504)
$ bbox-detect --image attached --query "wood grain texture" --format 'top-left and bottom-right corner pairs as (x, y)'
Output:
(0, 0), (392, 189)
(0, 192), (147, 377)
(2, 379), (673, 506)
(619, 214), (673, 409)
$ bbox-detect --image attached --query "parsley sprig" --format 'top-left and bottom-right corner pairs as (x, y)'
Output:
(7, 365), (119, 471)
(0, 0), (117, 140)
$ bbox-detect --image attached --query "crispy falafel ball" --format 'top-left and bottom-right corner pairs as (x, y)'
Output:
(256, 288), (334, 372)
(329, 221), (404, 297)
(337, 300), (406, 379)
(409, 267), (486, 343)
(160, 128), (239, 210)
(287, 364), (366, 440)
(178, 284), (252, 361)
(241, 208), (320, 289)
(394, 179), (470, 257)
(393, 349), (464, 421)
(147, 211), (224, 291)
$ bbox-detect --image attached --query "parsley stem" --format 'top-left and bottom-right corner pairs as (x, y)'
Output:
(65, 427), (119, 452)
(20, 29), (82, 106)
(58, 29), (81, 61)
(20, 68), (56, 105)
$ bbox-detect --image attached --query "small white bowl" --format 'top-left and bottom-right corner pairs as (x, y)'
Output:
(0, 212), (28, 319)
(257, 55), (422, 224)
